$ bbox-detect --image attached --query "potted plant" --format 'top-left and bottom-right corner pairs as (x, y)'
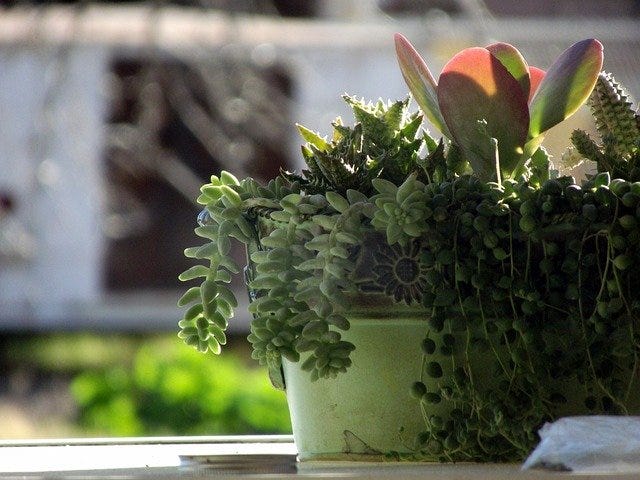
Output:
(178, 34), (640, 462)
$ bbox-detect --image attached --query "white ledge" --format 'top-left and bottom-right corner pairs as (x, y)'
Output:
(0, 435), (637, 478)
(0, 435), (295, 473)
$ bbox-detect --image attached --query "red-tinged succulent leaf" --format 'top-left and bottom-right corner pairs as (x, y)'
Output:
(394, 33), (451, 137)
(528, 38), (603, 138)
(438, 47), (530, 180)
(486, 42), (531, 99)
(528, 67), (546, 103)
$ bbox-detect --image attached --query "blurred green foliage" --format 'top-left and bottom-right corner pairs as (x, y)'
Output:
(68, 336), (292, 436)
(1, 333), (140, 372)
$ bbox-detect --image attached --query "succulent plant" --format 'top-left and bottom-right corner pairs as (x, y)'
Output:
(285, 95), (425, 194)
(395, 34), (603, 182)
(178, 36), (640, 462)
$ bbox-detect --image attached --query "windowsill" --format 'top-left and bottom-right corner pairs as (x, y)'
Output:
(0, 435), (635, 479)
(0, 436), (296, 478)
(0, 436), (635, 480)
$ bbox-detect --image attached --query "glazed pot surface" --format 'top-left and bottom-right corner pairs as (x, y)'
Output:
(283, 315), (428, 461)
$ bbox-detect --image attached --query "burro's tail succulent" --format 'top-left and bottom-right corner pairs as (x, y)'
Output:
(395, 34), (603, 182)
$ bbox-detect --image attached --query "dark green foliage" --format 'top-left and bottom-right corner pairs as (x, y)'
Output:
(408, 171), (640, 461)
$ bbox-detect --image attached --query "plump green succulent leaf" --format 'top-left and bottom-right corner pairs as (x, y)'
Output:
(220, 170), (240, 186)
(437, 47), (529, 180)
(486, 42), (531, 98)
(394, 33), (451, 137)
(178, 265), (210, 281)
(528, 38), (603, 138)
(177, 286), (201, 307)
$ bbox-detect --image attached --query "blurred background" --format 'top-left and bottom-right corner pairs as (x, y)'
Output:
(0, 0), (639, 439)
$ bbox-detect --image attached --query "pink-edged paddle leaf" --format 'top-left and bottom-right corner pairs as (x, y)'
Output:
(528, 39), (603, 138)
(486, 42), (531, 99)
(437, 47), (530, 180)
(528, 66), (546, 102)
(394, 34), (451, 138)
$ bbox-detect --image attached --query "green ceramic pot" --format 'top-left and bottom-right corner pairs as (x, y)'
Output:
(283, 299), (429, 461)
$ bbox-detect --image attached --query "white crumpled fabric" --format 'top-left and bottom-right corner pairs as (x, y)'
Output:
(522, 416), (640, 473)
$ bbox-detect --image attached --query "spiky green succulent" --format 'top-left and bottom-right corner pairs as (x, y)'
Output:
(178, 96), (459, 385)
(286, 95), (426, 195)
(570, 72), (640, 178)
(590, 72), (640, 158)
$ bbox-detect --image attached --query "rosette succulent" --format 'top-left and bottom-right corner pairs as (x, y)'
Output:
(395, 34), (603, 181)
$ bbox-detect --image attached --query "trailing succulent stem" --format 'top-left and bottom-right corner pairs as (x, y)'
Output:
(179, 96), (458, 383)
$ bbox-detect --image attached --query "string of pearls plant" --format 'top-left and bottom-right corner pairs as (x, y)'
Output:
(179, 44), (640, 460)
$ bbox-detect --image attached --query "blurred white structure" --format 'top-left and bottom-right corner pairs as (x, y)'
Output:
(0, 4), (638, 330)
(0, 42), (107, 328)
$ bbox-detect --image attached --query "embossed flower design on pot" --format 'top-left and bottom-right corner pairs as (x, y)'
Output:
(361, 239), (428, 304)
